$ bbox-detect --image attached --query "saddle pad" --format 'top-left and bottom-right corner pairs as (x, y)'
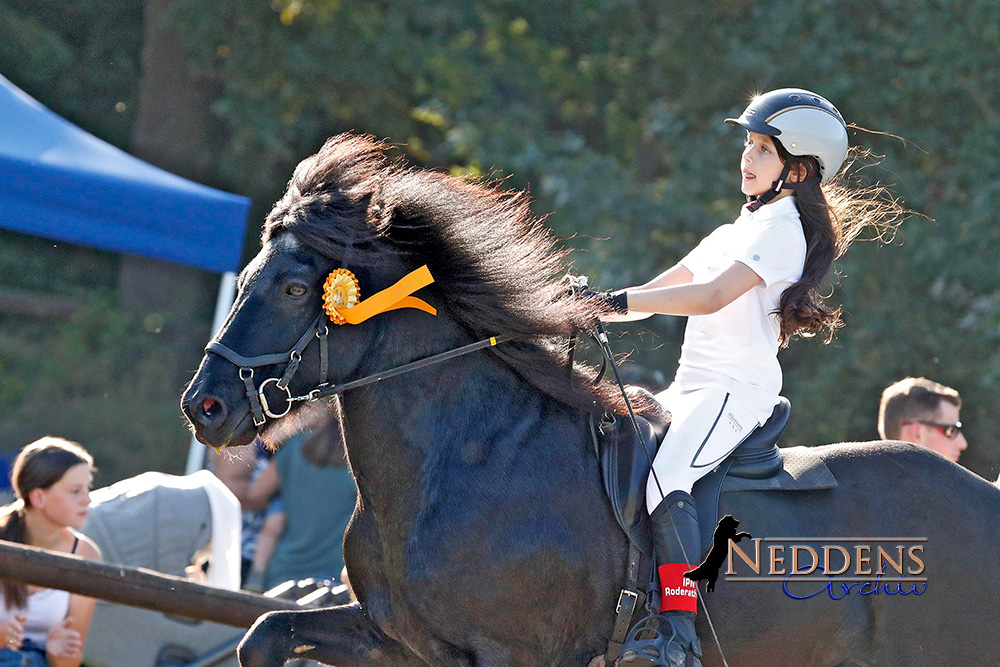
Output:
(692, 446), (836, 557)
(722, 445), (837, 492)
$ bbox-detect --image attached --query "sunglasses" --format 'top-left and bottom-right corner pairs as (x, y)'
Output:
(905, 420), (963, 439)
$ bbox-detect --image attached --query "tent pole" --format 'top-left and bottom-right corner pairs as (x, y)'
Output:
(185, 271), (237, 475)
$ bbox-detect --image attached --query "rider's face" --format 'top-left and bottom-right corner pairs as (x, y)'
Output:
(741, 132), (787, 198)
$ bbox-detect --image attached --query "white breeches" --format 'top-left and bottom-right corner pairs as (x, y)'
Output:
(646, 385), (761, 512)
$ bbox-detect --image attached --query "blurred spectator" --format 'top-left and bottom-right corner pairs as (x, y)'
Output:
(878, 377), (968, 463)
(0, 437), (103, 667)
(242, 498), (285, 593)
(245, 415), (357, 590)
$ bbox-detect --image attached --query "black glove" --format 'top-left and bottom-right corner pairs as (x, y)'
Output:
(560, 273), (590, 297)
(583, 289), (628, 315)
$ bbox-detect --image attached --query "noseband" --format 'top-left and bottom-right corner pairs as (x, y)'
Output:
(205, 312), (514, 431)
(203, 264), (521, 430)
(206, 314), (330, 428)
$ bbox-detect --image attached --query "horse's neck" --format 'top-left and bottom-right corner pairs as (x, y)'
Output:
(341, 352), (581, 519)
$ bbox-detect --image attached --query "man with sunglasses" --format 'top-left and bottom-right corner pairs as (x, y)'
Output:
(878, 377), (968, 463)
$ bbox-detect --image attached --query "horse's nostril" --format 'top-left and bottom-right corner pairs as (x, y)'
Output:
(191, 394), (227, 429)
(201, 397), (220, 419)
(201, 396), (222, 421)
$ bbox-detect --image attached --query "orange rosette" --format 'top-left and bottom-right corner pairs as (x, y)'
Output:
(323, 269), (361, 325)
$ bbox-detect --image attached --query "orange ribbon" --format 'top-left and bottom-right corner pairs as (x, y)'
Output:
(328, 265), (436, 325)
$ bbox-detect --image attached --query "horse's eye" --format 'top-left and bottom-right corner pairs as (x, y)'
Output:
(286, 283), (308, 298)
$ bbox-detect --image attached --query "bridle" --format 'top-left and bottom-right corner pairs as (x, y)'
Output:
(205, 313), (329, 428)
(205, 311), (515, 430)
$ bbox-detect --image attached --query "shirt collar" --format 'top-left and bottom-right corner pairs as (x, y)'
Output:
(741, 194), (799, 221)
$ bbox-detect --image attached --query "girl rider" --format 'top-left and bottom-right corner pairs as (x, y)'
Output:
(598, 89), (901, 667)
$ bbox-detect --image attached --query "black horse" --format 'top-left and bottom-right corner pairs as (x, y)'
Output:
(182, 134), (1000, 666)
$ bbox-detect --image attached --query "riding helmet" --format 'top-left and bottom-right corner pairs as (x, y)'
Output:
(726, 88), (848, 183)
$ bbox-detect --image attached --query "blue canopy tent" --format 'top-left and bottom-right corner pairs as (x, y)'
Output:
(0, 73), (251, 472)
(0, 74), (249, 273)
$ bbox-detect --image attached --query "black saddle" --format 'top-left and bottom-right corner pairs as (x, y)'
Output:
(597, 392), (793, 558)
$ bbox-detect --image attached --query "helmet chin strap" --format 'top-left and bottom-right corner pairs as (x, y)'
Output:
(745, 164), (824, 212)
(746, 164), (791, 212)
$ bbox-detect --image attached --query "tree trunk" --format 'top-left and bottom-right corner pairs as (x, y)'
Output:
(119, 0), (217, 316)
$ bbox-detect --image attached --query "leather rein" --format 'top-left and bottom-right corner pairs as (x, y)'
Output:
(205, 313), (515, 430)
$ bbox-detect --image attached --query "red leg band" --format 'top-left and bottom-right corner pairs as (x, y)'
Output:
(658, 563), (698, 613)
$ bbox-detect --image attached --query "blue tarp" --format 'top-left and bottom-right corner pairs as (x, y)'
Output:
(0, 74), (249, 273)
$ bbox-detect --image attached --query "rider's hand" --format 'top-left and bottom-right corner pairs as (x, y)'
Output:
(46, 618), (82, 660)
(2, 613), (25, 651)
(559, 273), (590, 296)
(584, 289), (629, 315)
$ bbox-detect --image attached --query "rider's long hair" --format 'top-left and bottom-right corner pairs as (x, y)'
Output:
(0, 438), (93, 610)
(772, 140), (904, 347)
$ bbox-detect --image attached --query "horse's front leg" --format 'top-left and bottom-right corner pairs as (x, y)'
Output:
(238, 603), (417, 667)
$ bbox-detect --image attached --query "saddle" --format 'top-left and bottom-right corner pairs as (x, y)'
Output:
(595, 390), (837, 558)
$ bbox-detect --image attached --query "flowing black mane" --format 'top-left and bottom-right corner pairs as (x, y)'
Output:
(262, 133), (624, 414)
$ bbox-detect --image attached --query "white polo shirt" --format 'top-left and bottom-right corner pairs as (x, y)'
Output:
(674, 196), (806, 423)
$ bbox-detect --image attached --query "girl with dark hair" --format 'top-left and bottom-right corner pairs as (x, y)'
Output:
(598, 89), (903, 667)
(0, 437), (102, 667)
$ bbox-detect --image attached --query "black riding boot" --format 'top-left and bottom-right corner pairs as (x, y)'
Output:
(619, 490), (703, 667)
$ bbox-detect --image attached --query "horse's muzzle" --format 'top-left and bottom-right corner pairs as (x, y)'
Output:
(181, 369), (257, 448)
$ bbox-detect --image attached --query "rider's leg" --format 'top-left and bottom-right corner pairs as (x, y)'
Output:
(621, 387), (759, 667)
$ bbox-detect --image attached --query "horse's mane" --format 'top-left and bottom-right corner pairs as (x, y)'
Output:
(263, 133), (627, 415)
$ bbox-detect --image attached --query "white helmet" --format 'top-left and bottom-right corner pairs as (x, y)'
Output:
(726, 88), (848, 184)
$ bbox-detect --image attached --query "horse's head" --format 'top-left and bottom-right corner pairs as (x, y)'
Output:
(182, 136), (407, 448)
(182, 133), (622, 449)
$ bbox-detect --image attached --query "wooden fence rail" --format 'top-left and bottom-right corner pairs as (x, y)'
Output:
(0, 539), (299, 627)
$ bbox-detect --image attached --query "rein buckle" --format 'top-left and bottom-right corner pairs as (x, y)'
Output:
(259, 377), (293, 419)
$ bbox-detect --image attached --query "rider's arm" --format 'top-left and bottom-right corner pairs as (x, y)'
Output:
(624, 261), (762, 316)
(634, 263), (694, 290)
(599, 264), (695, 323)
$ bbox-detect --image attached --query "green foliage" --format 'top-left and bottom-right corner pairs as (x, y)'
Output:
(0, 0), (143, 149)
(0, 289), (207, 486)
(0, 230), (119, 295)
(2, 0), (999, 480)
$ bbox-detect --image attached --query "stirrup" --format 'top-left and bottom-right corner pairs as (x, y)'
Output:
(618, 614), (684, 667)
(619, 612), (682, 667)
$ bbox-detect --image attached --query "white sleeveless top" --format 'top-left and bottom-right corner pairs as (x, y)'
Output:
(0, 588), (71, 645)
(0, 536), (77, 645)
